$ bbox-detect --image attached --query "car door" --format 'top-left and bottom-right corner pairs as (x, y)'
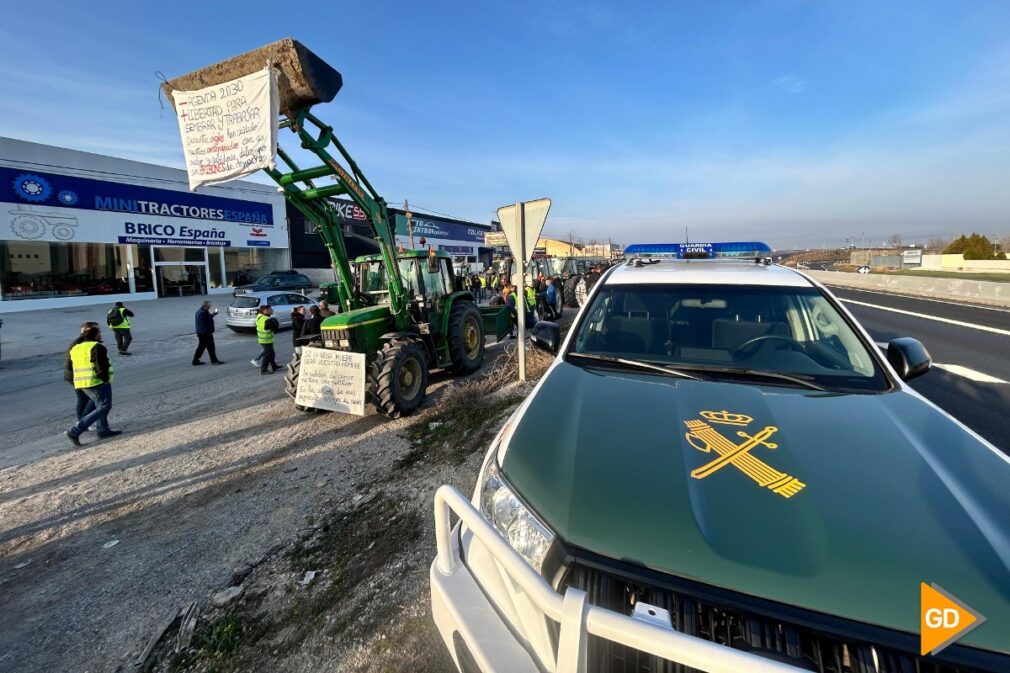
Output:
(266, 293), (292, 327)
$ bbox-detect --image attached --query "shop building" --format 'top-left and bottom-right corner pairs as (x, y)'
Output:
(288, 198), (492, 282)
(0, 137), (288, 312)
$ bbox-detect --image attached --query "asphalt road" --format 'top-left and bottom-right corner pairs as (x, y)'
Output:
(829, 286), (1010, 455)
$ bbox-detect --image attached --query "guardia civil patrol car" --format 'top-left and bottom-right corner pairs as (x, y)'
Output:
(430, 243), (1010, 673)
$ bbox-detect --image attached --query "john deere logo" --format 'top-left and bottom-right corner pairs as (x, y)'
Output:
(684, 410), (805, 498)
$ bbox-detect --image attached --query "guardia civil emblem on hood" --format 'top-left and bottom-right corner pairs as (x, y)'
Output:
(684, 410), (806, 498)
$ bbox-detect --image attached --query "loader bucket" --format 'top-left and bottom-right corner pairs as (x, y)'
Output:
(161, 38), (342, 113)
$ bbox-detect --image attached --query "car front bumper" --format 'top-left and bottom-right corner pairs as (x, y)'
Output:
(430, 485), (808, 673)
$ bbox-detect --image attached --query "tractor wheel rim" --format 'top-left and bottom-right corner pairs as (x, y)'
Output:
(399, 358), (421, 398)
(463, 318), (480, 359)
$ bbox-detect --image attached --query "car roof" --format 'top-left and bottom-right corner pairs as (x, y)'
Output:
(235, 290), (311, 299)
(603, 259), (814, 288)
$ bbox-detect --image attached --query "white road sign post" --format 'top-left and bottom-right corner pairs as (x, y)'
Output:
(496, 198), (551, 382)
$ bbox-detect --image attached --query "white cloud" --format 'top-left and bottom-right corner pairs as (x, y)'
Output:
(770, 75), (808, 94)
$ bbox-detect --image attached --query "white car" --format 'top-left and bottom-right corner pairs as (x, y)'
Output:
(225, 291), (316, 332)
(857, 265), (871, 274)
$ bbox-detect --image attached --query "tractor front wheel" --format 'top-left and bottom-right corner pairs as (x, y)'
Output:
(448, 302), (485, 375)
(369, 341), (429, 418)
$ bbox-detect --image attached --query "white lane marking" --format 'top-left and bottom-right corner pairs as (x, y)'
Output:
(830, 285), (1010, 314)
(933, 363), (1008, 384)
(840, 298), (1010, 337)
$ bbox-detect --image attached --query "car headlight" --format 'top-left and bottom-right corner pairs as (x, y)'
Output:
(478, 459), (555, 574)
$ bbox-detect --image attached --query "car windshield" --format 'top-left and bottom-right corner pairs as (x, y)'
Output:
(232, 297), (260, 308)
(570, 284), (889, 392)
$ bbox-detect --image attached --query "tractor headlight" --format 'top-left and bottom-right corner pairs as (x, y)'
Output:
(478, 459), (555, 574)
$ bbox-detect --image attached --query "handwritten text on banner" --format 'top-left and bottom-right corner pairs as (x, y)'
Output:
(294, 348), (367, 415)
(172, 67), (279, 191)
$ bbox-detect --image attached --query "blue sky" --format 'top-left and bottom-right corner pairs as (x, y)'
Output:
(2, 1), (1009, 247)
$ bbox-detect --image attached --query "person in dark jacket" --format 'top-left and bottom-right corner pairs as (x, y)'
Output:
(301, 305), (323, 344)
(192, 301), (224, 365)
(290, 305), (307, 347)
(66, 324), (121, 445)
(318, 300), (335, 319)
(65, 321), (100, 423)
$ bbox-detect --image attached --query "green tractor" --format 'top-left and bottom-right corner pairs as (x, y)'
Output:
(165, 39), (508, 417)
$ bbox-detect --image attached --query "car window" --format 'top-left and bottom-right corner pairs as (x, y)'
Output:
(232, 297), (260, 308)
(296, 275), (310, 286)
(286, 294), (310, 304)
(266, 294), (288, 306)
(570, 284), (887, 392)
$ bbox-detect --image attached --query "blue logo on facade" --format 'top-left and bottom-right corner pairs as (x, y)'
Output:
(58, 190), (79, 205)
(12, 173), (52, 202)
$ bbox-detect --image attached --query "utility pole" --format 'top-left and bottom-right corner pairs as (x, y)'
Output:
(404, 200), (414, 249)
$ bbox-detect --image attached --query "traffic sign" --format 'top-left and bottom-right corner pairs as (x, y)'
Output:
(496, 198), (551, 383)
(497, 198), (551, 264)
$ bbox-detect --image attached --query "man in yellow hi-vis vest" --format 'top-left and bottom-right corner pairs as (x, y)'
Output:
(256, 306), (280, 374)
(65, 324), (120, 446)
(106, 301), (134, 355)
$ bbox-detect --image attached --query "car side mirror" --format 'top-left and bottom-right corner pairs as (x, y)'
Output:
(887, 337), (931, 381)
(530, 321), (561, 354)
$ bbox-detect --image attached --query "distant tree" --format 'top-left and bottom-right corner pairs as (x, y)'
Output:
(888, 233), (902, 248)
(943, 233), (1006, 260)
(925, 237), (949, 252)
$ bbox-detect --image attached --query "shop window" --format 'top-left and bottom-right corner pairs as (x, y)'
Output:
(208, 249), (225, 289)
(224, 247), (289, 287)
(0, 241), (130, 300)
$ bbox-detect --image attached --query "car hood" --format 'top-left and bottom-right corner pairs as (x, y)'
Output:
(500, 361), (1010, 654)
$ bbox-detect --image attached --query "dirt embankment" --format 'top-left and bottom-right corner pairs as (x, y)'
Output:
(146, 345), (556, 673)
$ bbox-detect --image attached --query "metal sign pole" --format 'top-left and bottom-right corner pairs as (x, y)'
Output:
(517, 201), (527, 382)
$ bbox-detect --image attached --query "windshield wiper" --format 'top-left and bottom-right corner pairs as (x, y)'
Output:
(679, 365), (828, 391)
(567, 352), (700, 380)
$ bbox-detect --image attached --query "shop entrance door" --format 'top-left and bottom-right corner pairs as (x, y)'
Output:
(152, 247), (210, 298)
(155, 264), (208, 297)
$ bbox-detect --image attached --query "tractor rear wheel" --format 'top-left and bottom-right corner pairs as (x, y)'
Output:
(285, 347), (320, 413)
(369, 340), (429, 418)
(563, 275), (581, 308)
(448, 301), (485, 375)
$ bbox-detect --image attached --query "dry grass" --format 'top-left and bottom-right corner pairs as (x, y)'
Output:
(399, 344), (555, 470)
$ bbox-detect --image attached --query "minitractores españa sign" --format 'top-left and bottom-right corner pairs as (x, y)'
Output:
(683, 410), (806, 498)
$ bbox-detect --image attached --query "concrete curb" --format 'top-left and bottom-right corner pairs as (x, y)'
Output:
(808, 271), (1010, 309)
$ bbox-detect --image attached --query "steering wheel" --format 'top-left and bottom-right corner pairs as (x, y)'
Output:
(734, 334), (805, 358)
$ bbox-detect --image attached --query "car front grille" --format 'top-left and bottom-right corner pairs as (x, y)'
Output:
(559, 561), (1002, 673)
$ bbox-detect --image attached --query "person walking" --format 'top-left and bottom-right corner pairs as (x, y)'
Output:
(301, 305), (323, 344)
(318, 300), (335, 318)
(66, 324), (121, 445)
(193, 300), (224, 365)
(256, 306), (280, 374)
(65, 321), (100, 424)
(106, 301), (134, 355)
(290, 305), (306, 347)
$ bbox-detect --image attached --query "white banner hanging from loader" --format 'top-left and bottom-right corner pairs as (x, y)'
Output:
(172, 66), (279, 191)
(294, 348), (367, 415)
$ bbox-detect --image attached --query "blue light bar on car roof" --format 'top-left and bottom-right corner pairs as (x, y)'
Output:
(624, 242), (771, 259)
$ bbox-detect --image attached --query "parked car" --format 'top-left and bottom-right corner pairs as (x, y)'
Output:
(232, 270), (313, 296)
(225, 291), (316, 332)
(858, 265), (871, 274)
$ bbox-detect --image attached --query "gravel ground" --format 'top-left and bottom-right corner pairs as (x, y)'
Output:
(0, 309), (557, 673)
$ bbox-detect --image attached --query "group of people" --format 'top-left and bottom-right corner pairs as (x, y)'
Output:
(249, 299), (336, 374)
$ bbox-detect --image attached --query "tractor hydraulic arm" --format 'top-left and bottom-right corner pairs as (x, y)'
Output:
(263, 108), (407, 317)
